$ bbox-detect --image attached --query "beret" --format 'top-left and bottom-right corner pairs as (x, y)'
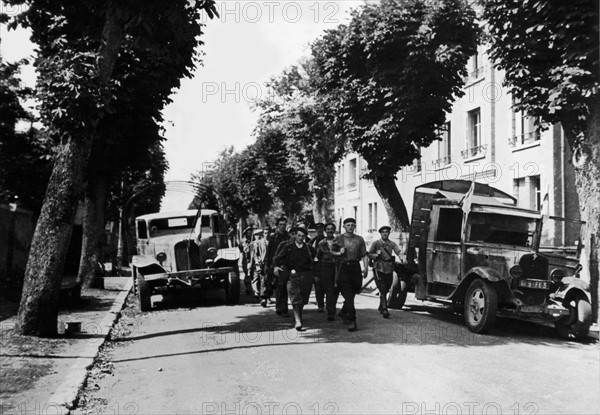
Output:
(290, 226), (308, 235)
(343, 217), (356, 225)
(378, 226), (391, 233)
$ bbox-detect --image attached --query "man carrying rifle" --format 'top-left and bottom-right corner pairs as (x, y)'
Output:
(369, 225), (403, 318)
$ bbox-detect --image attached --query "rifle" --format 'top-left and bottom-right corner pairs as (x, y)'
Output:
(359, 258), (379, 294)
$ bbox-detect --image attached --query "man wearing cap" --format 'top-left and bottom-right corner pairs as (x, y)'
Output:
(264, 217), (291, 312)
(273, 226), (316, 330)
(311, 223), (326, 248)
(332, 217), (368, 331)
(316, 222), (340, 320)
(249, 229), (267, 299)
(239, 226), (254, 295)
(369, 226), (403, 318)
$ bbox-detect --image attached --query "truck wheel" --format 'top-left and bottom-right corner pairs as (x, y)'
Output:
(225, 272), (240, 305)
(464, 279), (497, 334)
(555, 292), (592, 341)
(138, 275), (152, 312)
(388, 278), (408, 309)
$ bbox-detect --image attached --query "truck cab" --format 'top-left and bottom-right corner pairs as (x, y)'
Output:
(405, 180), (592, 340)
(131, 209), (240, 311)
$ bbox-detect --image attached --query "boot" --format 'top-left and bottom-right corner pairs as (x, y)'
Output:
(380, 295), (390, 318)
(348, 320), (357, 332)
(338, 309), (350, 324)
(293, 304), (303, 331)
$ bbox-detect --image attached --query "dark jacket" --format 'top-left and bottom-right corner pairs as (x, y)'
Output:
(273, 240), (316, 273)
(265, 230), (290, 271)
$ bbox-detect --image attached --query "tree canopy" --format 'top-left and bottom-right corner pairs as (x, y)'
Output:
(311, 0), (479, 229)
(480, 0), (600, 322)
(4, 0), (219, 336)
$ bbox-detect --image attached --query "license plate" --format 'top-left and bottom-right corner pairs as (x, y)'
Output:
(518, 278), (550, 290)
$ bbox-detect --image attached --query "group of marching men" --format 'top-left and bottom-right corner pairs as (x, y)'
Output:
(238, 216), (403, 332)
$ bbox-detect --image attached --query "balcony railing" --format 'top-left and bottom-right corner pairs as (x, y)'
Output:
(508, 131), (541, 147)
(433, 155), (452, 168)
(470, 66), (484, 79)
(461, 144), (487, 159)
(463, 66), (484, 83)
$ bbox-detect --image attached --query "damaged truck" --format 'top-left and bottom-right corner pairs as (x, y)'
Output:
(390, 180), (592, 341)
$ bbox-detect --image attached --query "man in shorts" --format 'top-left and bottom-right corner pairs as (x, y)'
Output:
(273, 227), (316, 330)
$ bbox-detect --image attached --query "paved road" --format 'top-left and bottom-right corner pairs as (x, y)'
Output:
(76, 289), (600, 415)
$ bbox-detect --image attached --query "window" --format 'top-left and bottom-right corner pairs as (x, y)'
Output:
(137, 220), (148, 239)
(436, 208), (463, 242)
(513, 175), (541, 211)
(462, 108), (485, 159)
(464, 52), (483, 82)
(368, 202), (378, 232)
(336, 164), (345, 190)
(435, 122), (452, 166)
(353, 206), (358, 221)
(409, 146), (422, 173)
(470, 53), (483, 78)
(510, 108), (541, 147)
(348, 158), (357, 189)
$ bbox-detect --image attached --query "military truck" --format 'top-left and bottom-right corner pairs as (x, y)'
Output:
(391, 180), (592, 340)
(131, 209), (240, 311)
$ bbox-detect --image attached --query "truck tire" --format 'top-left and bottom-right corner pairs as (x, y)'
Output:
(464, 279), (497, 334)
(555, 292), (592, 342)
(138, 275), (151, 312)
(388, 278), (408, 309)
(225, 272), (240, 305)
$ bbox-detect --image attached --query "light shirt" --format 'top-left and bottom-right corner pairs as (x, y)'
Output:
(333, 233), (367, 261)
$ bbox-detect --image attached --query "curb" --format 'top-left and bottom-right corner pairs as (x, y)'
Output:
(47, 280), (133, 414)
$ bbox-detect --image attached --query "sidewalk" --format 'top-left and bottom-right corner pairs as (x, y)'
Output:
(0, 277), (132, 415)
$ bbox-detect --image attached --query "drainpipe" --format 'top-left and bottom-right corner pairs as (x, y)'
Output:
(561, 127), (566, 246)
(490, 66), (496, 165)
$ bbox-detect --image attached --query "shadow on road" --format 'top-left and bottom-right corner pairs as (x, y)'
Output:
(110, 291), (595, 366)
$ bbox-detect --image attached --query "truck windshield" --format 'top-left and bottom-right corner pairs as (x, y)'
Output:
(148, 215), (209, 237)
(468, 212), (537, 247)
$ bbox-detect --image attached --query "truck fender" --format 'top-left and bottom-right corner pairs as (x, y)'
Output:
(554, 277), (591, 302)
(465, 266), (504, 283)
(451, 267), (510, 302)
(131, 255), (167, 276)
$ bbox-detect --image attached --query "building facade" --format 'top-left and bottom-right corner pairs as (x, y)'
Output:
(334, 47), (581, 249)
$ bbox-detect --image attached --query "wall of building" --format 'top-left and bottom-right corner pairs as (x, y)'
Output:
(0, 204), (35, 296)
(334, 48), (581, 249)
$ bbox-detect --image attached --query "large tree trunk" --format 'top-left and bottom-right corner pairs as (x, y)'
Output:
(77, 176), (108, 288)
(16, 6), (124, 336)
(16, 138), (93, 336)
(312, 172), (335, 223)
(372, 175), (410, 232)
(564, 100), (600, 323)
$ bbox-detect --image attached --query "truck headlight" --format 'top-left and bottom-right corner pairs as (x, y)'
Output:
(550, 268), (564, 284)
(156, 252), (167, 263)
(509, 265), (523, 278)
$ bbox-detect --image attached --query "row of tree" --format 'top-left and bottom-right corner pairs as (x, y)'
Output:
(195, 0), (599, 320)
(195, 0), (478, 230)
(1, 0), (220, 336)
